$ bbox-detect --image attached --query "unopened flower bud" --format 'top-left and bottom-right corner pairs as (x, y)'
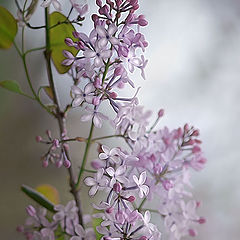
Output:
(26, 205), (36, 217)
(109, 92), (117, 99)
(92, 96), (101, 106)
(192, 146), (201, 153)
(96, 0), (102, 7)
(35, 136), (42, 143)
(55, 160), (63, 168)
(158, 109), (164, 118)
(65, 38), (74, 47)
(106, 207), (114, 214)
(16, 225), (24, 233)
(113, 182), (122, 193)
(138, 237), (148, 240)
(127, 195), (135, 202)
(63, 159), (71, 168)
(192, 129), (199, 136)
(198, 217), (206, 224)
(42, 159), (49, 168)
(188, 229), (197, 237)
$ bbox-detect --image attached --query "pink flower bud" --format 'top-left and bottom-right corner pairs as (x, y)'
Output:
(96, 0), (102, 7)
(26, 205), (36, 217)
(138, 15), (148, 26)
(127, 195), (135, 202)
(106, 207), (114, 213)
(184, 123), (189, 133)
(42, 159), (49, 168)
(92, 14), (99, 23)
(77, 41), (85, 50)
(113, 182), (122, 193)
(114, 66), (124, 76)
(65, 37), (74, 47)
(192, 146), (201, 153)
(198, 217), (206, 224)
(16, 225), (24, 232)
(63, 159), (71, 168)
(99, 5), (109, 17)
(138, 237), (148, 240)
(192, 129), (199, 136)
(55, 160), (63, 168)
(93, 96), (101, 106)
(188, 229), (197, 237)
(158, 109), (164, 118)
(109, 92), (117, 99)
(35, 136), (42, 143)
(196, 201), (201, 208)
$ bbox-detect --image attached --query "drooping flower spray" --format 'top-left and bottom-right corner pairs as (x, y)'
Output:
(0, 0), (206, 239)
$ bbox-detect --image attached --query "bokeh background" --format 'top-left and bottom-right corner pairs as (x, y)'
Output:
(1, 0), (240, 239)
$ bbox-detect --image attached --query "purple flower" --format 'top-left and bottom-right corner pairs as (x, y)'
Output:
(71, 83), (95, 107)
(84, 45), (112, 67)
(81, 107), (108, 128)
(133, 171), (149, 198)
(96, 23), (119, 48)
(84, 168), (108, 196)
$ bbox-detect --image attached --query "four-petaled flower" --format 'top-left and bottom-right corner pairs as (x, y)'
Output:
(133, 171), (149, 198)
(84, 168), (108, 196)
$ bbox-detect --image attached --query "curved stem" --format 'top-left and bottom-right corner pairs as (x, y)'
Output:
(92, 134), (125, 142)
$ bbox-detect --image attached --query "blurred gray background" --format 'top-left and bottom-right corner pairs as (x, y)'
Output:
(1, 0), (240, 239)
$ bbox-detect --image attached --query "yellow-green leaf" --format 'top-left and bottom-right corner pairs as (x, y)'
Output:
(0, 6), (18, 49)
(43, 86), (54, 100)
(49, 12), (78, 74)
(36, 184), (60, 205)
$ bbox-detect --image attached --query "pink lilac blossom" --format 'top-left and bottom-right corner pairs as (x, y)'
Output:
(19, 1), (206, 240)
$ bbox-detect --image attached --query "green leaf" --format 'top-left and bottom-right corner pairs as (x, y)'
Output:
(92, 210), (104, 240)
(21, 184), (56, 213)
(0, 6), (18, 49)
(0, 80), (34, 99)
(49, 12), (78, 74)
(42, 86), (54, 100)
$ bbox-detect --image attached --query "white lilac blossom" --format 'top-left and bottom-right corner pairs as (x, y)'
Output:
(17, 1), (206, 240)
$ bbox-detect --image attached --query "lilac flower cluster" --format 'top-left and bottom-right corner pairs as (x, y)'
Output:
(17, 1), (206, 240)
(36, 130), (71, 168)
(84, 111), (206, 239)
(63, 0), (148, 126)
(17, 202), (95, 240)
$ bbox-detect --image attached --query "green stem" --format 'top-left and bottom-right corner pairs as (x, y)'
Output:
(23, 46), (46, 57)
(92, 134), (125, 142)
(138, 198), (147, 211)
(76, 120), (95, 187)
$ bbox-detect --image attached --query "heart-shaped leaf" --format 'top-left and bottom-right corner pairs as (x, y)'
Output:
(49, 12), (78, 74)
(0, 6), (18, 49)
(0, 80), (33, 99)
(36, 184), (60, 205)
